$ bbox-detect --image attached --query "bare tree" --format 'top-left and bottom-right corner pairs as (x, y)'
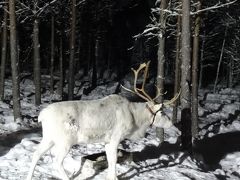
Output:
(0, 2), (8, 100)
(68, 0), (76, 100)
(9, 0), (21, 121)
(172, 15), (181, 123)
(156, 0), (169, 102)
(198, 28), (206, 89)
(226, 34), (240, 87)
(33, 1), (41, 105)
(15, 0), (58, 104)
(180, 0), (192, 150)
(155, 0), (169, 142)
(214, 25), (228, 93)
(191, 0), (202, 138)
(56, 2), (67, 100)
(50, 15), (55, 94)
(58, 31), (64, 99)
(92, 38), (99, 88)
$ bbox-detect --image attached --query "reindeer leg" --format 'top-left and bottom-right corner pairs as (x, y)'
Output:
(71, 156), (85, 179)
(105, 140), (119, 180)
(55, 143), (71, 180)
(26, 139), (54, 180)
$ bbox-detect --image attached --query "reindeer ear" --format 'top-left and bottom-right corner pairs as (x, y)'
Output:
(153, 103), (163, 111)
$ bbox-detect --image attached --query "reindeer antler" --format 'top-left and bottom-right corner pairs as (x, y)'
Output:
(153, 85), (166, 101)
(122, 61), (181, 105)
(163, 89), (181, 106)
(132, 61), (153, 102)
(122, 61), (164, 103)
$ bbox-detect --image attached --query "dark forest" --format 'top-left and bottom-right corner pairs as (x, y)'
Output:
(0, 0), (240, 180)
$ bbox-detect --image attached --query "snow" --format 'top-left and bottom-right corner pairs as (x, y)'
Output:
(0, 78), (240, 180)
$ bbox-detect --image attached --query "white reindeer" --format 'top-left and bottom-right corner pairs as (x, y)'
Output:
(26, 62), (179, 180)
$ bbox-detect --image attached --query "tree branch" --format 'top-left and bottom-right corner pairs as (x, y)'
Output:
(152, 0), (237, 17)
(191, 0), (238, 15)
(36, 0), (58, 16)
(76, 0), (87, 6)
(16, 0), (32, 13)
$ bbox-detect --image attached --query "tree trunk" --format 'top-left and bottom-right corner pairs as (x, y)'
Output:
(33, 2), (41, 105)
(107, 36), (113, 72)
(199, 29), (206, 89)
(228, 58), (233, 88)
(68, 0), (76, 100)
(181, 0), (192, 150)
(58, 4), (65, 100)
(214, 25), (228, 93)
(172, 15), (181, 124)
(87, 33), (93, 73)
(59, 32), (64, 99)
(9, 0), (21, 121)
(92, 38), (99, 88)
(156, 0), (169, 142)
(191, 0), (202, 139)
(0, 5), (8, 100)
(50, 15), (55, 94)
(156, 0), (169, 103)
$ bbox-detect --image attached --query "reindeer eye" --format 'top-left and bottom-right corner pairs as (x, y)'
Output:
(159, 110), (166, 116)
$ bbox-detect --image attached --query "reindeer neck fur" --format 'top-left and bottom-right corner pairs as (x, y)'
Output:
(127, 102), (153, 140)
(129, 102), (155, 122)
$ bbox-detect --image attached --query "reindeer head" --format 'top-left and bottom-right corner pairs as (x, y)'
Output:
(122, 61), (180, 128)
(145, 103), (172, 128)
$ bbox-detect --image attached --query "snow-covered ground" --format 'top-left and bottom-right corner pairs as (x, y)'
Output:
(0, 77), (240, 180)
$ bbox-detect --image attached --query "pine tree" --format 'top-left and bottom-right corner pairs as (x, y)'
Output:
(9, 0), (21, 121)
(68, 0), (76, 100)
(156, 0), (169, 142)
(180, 0), (192, 150)
(33, 1), (41, 105)
(0, 2), (8, 100)
(191, 0), (202, 138)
